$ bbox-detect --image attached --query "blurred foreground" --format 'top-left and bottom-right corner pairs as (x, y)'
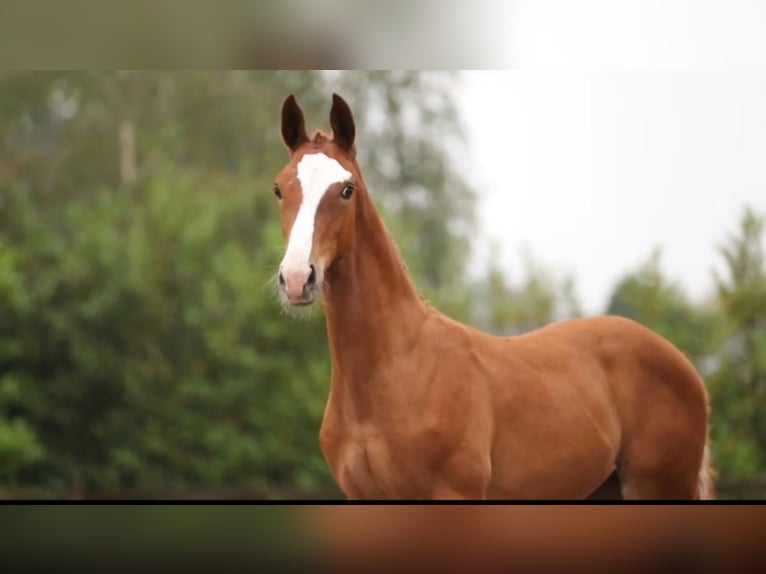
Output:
(1, 505), (765, 573)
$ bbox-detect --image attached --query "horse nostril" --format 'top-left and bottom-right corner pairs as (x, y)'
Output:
(278, 271), (286, 287)
(307, 264), (316, 286)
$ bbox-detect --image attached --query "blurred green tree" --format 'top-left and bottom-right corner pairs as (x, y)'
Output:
(708, 207), (766, 478)
(475, 245), (583, 335)
(0, 71), (484, 497)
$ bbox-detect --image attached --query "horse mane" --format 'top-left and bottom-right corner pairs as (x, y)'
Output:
(378, 216), (432, 307)
(378, 210), (435, 306)
(383, 227), (410, 273)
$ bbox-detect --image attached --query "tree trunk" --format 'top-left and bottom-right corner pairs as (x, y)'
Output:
(118, 118), (136, 186)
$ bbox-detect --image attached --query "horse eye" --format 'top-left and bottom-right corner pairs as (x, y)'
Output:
(340, 184), (354, 199)
(273, 185), (282, 199)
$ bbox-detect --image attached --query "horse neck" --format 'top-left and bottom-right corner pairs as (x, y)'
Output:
(322, 187), (428, 374)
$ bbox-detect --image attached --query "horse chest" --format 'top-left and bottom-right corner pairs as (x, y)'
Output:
(327, 427), (428, 499)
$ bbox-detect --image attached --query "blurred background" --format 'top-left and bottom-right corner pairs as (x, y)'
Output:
(0, 69), (764, 499)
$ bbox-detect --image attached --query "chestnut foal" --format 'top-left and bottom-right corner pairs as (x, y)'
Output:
(272, 93), (714, 500)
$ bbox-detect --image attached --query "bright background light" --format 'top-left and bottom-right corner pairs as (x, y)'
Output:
(456, 1), (766, 312)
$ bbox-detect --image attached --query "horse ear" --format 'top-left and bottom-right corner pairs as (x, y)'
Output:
(281, 94), (308, 152)
(330, 93), (356, 154)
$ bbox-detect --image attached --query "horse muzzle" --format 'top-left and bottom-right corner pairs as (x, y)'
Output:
(279, 262), (320, 305)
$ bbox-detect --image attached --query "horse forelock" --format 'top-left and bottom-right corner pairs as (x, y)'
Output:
(303, 130), (356, 159)
(312, 131), (330, 145)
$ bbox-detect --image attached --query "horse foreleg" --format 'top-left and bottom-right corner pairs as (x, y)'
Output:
(430, 483), (486, 500)
(428, 450), (492, 500)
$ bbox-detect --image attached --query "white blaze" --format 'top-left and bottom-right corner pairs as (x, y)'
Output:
(281, 153), (351, 271)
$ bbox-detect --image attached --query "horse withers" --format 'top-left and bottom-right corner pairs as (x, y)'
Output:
(271, 93), (715, 500)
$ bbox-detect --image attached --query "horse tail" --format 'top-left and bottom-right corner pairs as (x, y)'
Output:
(696, 437), (716, 500)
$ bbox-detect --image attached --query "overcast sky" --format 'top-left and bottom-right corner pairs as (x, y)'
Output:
(455, 1), (766, 313)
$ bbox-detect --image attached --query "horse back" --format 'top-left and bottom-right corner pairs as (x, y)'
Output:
(519, 315), (710, 452)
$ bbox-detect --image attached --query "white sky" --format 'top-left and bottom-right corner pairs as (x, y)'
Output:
(455, 1), (766, 313)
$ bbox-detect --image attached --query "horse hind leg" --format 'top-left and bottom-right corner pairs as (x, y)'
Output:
(616, 437), (704, 500)
(614, 359), (710, 499)
(586, 465), (698, 500)
(618, 470), (698, 500)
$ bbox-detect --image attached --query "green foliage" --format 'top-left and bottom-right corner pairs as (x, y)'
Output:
(0, 416), (45, 486)
(0, 70), (489, 497)
(709, 208), (766, 477)
(476, 245), (583, 335)
(0, 177), (333, 495)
